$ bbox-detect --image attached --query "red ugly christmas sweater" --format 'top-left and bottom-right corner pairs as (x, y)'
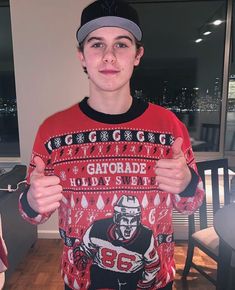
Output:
(19, 97), (204, 290)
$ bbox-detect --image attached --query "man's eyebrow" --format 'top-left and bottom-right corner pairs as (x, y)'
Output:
(115, 35), (134, 43)
(86, 35), (134, 43)
(87, 36), (103, 43)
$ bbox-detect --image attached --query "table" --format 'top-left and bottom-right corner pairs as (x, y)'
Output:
(214, 203), (235, 290)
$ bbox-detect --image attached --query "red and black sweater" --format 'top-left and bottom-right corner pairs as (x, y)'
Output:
(19, 97), (204, 290)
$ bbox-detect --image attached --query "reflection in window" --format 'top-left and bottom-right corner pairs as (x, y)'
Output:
(0, 2), (20, 157)
(130, 0), (226, 152)
(225, 0), (235, 151)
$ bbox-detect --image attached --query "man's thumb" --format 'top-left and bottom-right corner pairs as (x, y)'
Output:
(172, 137), (183, 159)
(33, 156), (46, 175)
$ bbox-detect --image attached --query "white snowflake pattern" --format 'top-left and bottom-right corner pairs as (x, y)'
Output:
(124, 130), (132, 141)
(73, 166), (79, 174)
(100, 131), (109, 142)
(148, 132), (155, 143)
(54, 137), (61, 148)
(60, 171), (67, 181)
(76, 133), (84, 144)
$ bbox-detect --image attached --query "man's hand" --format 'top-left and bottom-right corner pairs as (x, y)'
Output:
(154, 137), (191, 194)
(27, 156), (63, 214)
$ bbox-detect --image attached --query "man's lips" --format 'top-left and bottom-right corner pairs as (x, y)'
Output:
(99, 69), (120, 75)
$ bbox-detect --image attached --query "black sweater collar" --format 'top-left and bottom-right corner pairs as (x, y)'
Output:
(79, 97), (148, 124)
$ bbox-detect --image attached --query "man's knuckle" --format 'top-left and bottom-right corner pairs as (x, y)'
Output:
(57, 185), (63, 192)
(32, 178), (41, 187)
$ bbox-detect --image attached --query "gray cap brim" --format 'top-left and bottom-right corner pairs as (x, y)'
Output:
(77, 16), (142, 43)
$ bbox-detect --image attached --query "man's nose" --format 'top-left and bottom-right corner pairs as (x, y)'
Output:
(103, 47), (116, 63)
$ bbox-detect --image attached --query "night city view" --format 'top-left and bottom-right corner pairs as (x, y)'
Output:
(1, 73), (235, 156)
(133, 77), (231, 113)
(0, 67), (20, 157)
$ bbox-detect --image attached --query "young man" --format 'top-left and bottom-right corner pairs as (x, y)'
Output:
(19, 1), (205, 289)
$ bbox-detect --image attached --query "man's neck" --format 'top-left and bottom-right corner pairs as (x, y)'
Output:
(87, 90), (133, 115)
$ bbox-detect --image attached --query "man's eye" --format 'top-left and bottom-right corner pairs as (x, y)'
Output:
(116, 43), (128, 48)
(92, 43), (103, 48)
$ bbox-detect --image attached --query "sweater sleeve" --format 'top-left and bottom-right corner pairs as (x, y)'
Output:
(171, 120), (205, 215)
(18, 125), (56, 225)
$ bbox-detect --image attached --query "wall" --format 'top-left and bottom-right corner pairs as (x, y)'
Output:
(10, 0), (91, 238)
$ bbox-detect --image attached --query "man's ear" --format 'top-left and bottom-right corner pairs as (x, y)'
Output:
(134, 47), (144, 66)
(77, 49), (86, 67)
(77, 50), (88, 74)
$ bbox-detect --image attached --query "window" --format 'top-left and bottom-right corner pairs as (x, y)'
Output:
(225, 0), (235, 152)
(130, 0), (228, 152)
(0, 0), (20, 157)
(128, 0), (234, 239)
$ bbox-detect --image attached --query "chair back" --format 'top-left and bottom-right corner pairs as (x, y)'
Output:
(189, 158), (230, 236)
(200, 123), (220, 151)
(230, 131), (235, 150)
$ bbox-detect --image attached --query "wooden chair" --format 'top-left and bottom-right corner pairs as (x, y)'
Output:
(182, 158), (231, 285)
(200, 123), (220, 151)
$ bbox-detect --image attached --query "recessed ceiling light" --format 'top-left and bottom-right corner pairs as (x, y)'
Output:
(195, 38), (203, 43)
(203, 31), (212, 35)
(213, 19), (222, 26)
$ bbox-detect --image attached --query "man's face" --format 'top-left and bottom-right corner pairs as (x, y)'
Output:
(118, 215), (138, 240)
(78, 27), (144, 94)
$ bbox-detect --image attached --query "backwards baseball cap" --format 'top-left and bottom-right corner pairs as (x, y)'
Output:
(76, 0), (142, 43)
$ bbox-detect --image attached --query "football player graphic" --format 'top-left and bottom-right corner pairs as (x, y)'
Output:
(73, 195), (160, 290)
